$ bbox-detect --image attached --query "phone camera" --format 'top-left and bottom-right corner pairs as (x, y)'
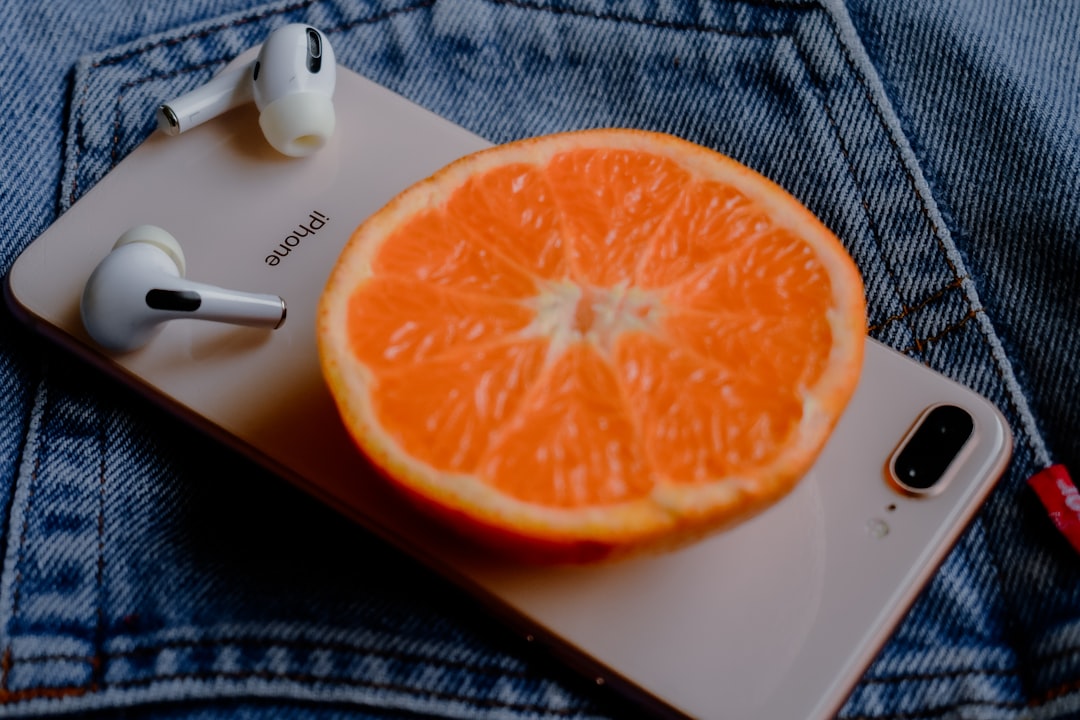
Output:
(889, 404), (974, 495)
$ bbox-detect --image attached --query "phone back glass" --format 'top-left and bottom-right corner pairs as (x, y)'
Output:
(5, 67), (1012, 720)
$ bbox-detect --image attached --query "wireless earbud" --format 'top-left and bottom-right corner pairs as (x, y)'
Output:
(156, 24), (336, 157)
(81, 225), (286, 353)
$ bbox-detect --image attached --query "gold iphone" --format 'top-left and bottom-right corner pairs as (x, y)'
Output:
(5, 65), (1012, 719)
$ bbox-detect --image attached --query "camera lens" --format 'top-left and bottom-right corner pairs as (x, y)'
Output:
(889, 404), (974, 494)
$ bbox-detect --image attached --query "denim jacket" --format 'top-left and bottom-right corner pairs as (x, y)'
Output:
(1, 1), (1078, 718)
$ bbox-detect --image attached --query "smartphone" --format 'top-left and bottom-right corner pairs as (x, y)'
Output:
(4, 65), (1012, 720)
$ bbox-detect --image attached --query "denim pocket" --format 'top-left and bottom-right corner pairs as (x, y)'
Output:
(2, 0), (1076, 718)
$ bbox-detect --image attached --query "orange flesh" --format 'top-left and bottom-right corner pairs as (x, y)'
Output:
(344, 147), (839, 509)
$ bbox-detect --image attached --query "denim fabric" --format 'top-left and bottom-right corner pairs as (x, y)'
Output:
(1, 1), (1078, 719)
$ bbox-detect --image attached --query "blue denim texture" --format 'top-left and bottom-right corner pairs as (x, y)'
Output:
(1, 1), (1078, 718)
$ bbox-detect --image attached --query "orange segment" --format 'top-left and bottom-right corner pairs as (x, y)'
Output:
(666, 229), (833, 317)
(614, 333), (801, 482)
(318, 129), (866, 563)
(373, 208), (538, 298)
(447, 163), (569, 280)
(546, 147), (689, 286)
(479, 343), (653, 507)
(635, 180), (772, 289)
(371, 339), (549, 472)
(346, 277), (535, 369)
(661, 309), (832, 394)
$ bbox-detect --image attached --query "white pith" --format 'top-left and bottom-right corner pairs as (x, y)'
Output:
(519, 280), (665, 364)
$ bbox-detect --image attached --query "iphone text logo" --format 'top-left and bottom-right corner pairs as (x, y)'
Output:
(265, 211), (329, 266)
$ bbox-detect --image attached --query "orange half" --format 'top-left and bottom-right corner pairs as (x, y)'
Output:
(318, 129), (866, 562)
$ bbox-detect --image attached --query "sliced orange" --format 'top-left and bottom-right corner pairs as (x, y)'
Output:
(318, 129), (866, 563)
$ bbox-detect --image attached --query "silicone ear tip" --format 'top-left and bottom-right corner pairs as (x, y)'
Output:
(114, 225), (187, 277)
(258, 92), (335, 157)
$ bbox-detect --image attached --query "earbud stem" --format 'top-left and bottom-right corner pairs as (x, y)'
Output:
(157, 64), (254, 136)
(148, 279), (286, 329)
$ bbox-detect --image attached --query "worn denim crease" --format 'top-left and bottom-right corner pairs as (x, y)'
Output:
(1, 0), (1079, 718)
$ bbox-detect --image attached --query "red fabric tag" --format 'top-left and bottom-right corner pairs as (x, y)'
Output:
(1029, 464), (1080, 554)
